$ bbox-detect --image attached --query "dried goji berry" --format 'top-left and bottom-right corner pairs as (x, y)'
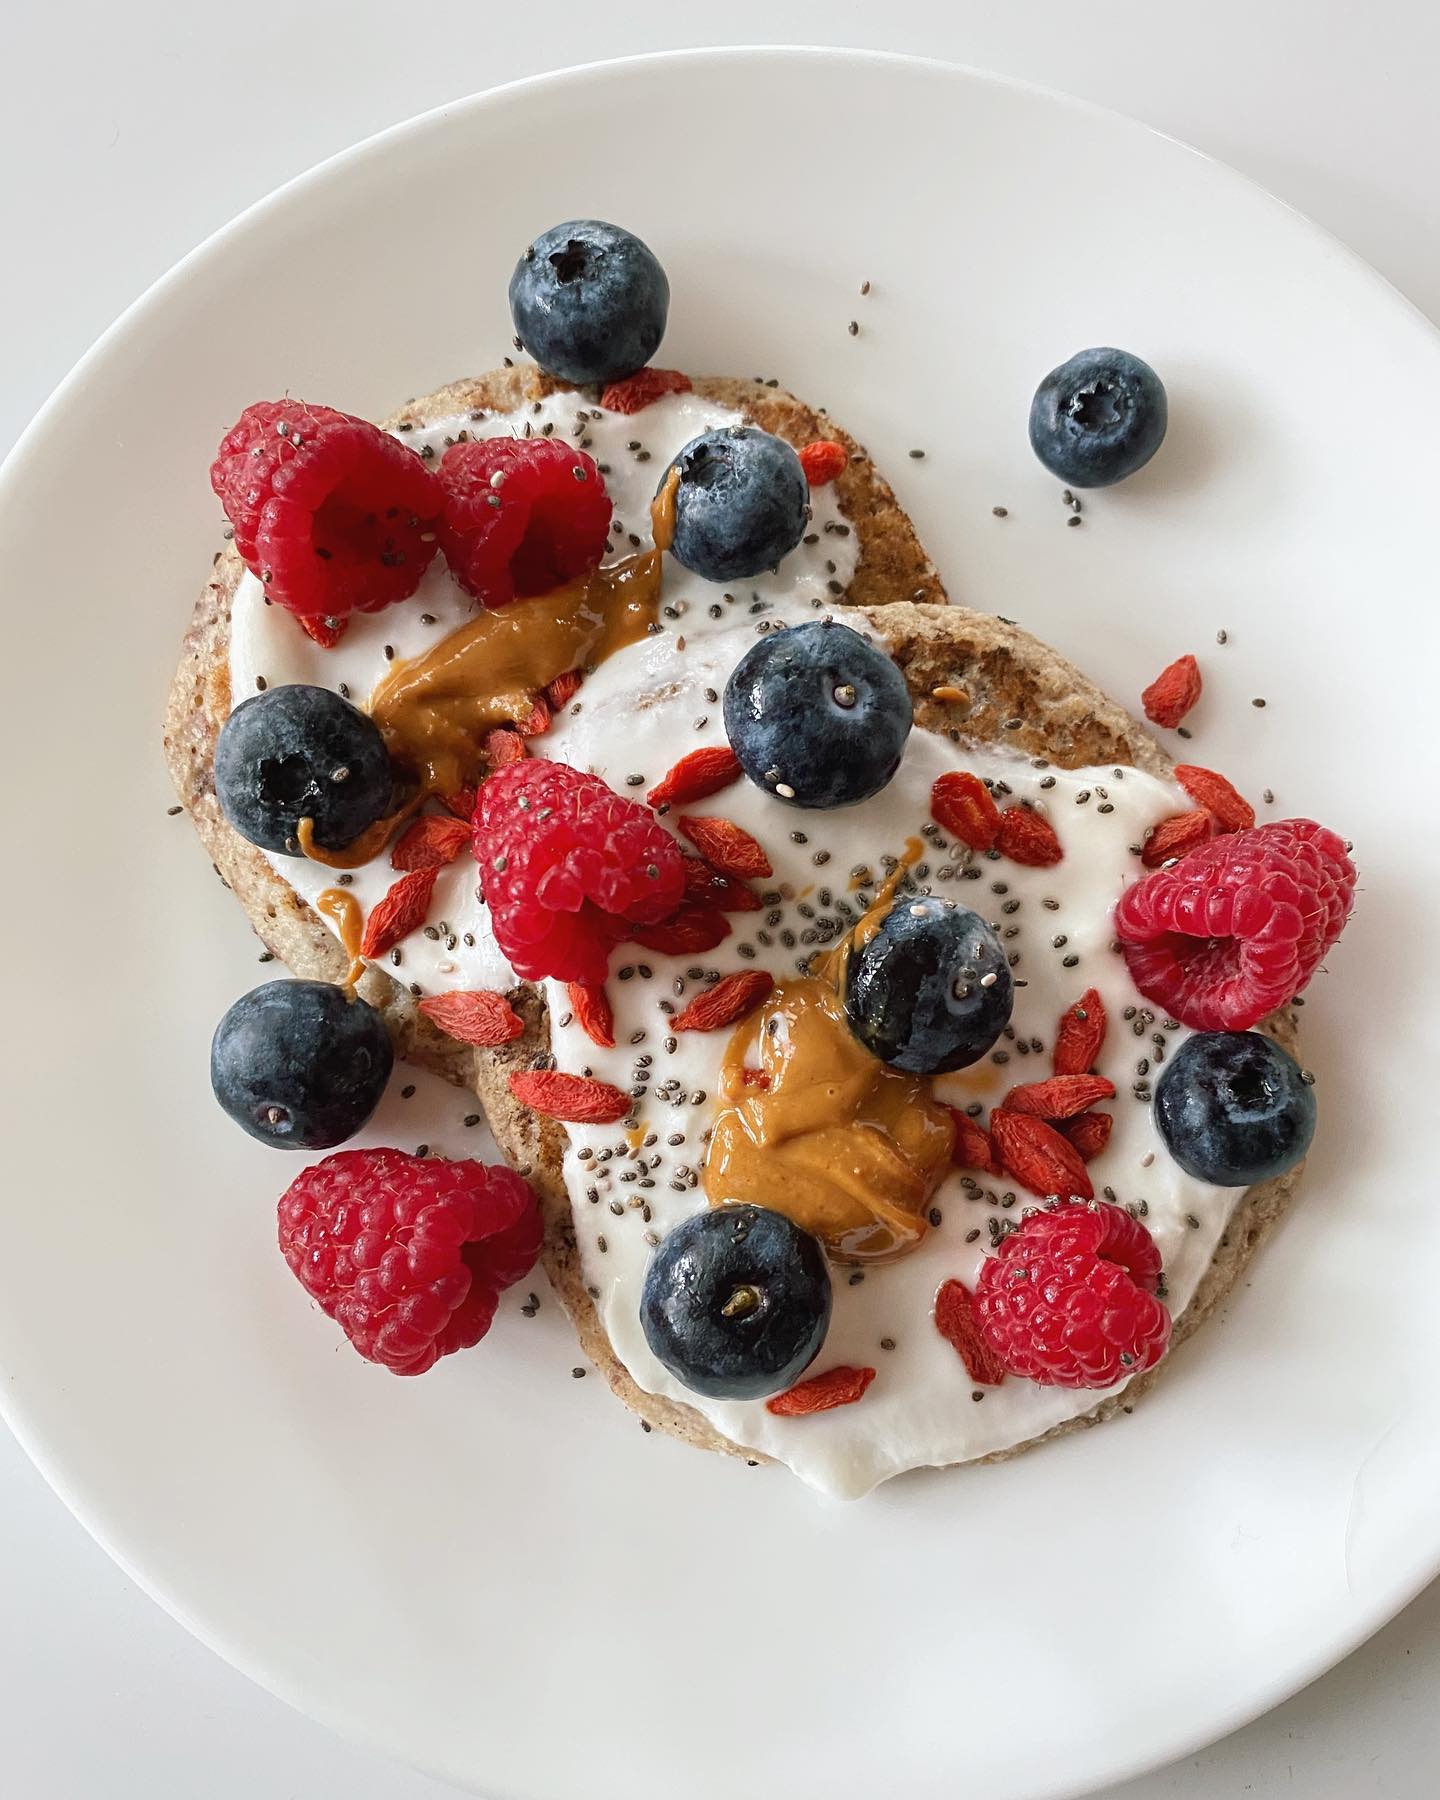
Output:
(418, 989), (524, 1046)
(996, 807), (1063, 867)
(1141, 653), (1202, 729)
(677, 814), (772, 879)
(649, 746), (743, 808)
(798, 439), (848, 486)
(359, 867), (439, 959)
(629, 905), (732, 955)
(1141, 808), (1216, 868)
(390, 813), (471, 872)
(1002, 1074), (1117, 1119)
(296, 613), (347, 649)
(931, 770), (1001, 853)
(672, 970), (773, 1033)
(1174, 763), (1255, 832)
(566, 981), (615, 1049)
(741, 1068), (771, 1089)
(545, 669), (583, 711)
(516, 696), (550, 738)
(441, 786), (478, 821)
(765, 1365), (876, 1416)
(599, 367), (693, 414)
(990, 1110), (1094, 1201)
(507, 1070), (632, 1124)
(944, 1107), (1000, 1174)
(934, 1279), (1007, 1385)
(480, 727), (527, 769)
(1053, 988), (1107, 1075)
(681, 855), (762, 912)
(1059, 1112), (1114, 1161)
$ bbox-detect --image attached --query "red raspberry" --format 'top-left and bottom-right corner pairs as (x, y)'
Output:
(277, 1149), (542, 1376)
(211, 400), (443, 618)
(975, 1202), (1170, 1389)
(475, 758), (685, 983)
(1115, 818), (1355, 1031)
(437, 438), (611, 607)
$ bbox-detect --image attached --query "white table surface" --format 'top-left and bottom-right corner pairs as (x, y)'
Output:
(4, 3), (1438, 1794)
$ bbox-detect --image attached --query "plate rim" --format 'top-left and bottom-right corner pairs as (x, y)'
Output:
(3, 43), (1439, 1800)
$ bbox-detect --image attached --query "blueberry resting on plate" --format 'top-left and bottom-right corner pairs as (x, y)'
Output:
(641, 1204), (832, 1401)
(215, 684), (395, 855)
(845, 897), (1012, 1074)
(508, 219), (669, 385)
(211, 980), (394, 1150)
(1155, 1031), (1316, 1185)
(1028, 347), (1168, 488)
(664, 427), (808, 582)
(723, 619), (912, 808)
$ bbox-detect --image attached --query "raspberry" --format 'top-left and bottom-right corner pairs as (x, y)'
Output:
(277, 1149), (541, 1376)
(1115, 818), (1356, 1030)
(476, 758), (685, 983)
(211, 400), (442, 619)
(436, 438), (611, 607)
(975, 1202), (1171, 1388)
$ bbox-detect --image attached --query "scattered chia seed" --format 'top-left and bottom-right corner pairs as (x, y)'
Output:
(847, 320), (860, 336)
(992, 505), (1008, 517)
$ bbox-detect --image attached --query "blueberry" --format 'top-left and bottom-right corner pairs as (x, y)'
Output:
(723, 619), (912, 809)
(641, 1204), (832, 1401)
(844, 897), (1012, 1074)
(508, 220), (668, 385)
(216, 684), (394, 856)
(664, 427), (808, 582)
(210, 979), (393, 1150)
(1155, 1031), (1316, 1186)
(1029, 347), (1168, 488)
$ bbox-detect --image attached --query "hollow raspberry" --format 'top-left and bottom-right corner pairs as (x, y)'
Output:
(437, 438), (611, 607)
(1115, 818), (1356, 1031)
(211, 400), (443, 618)
(277, 1148), (542, 1376)
(475, 758), (685, 983)
(975, 1201), (1170, 1388)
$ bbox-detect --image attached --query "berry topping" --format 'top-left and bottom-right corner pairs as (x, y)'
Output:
(1141, 809), (1216, 868)
(1002, 1074), (1117, 1119)
(436, 438), (611, 608)
(599, 367), (692, 413)
(360, 866), (439, 959)
(665, 427), (809, 582)
(989, 1111), (1094, 1200)
(1060, 1111), (1114, 1161)
(996, 806), (1063, 867)
(640, 1204), (832, 1401)
(946, 1109), (1001, 1174)
(676, 814), (772, 879)
(215, 684), (395, 856)
(766, 1365), (876, 1416)
(417, 990), (525, 1047)
(566, 981), (616, 1049)
(211, 400), (442, 618)
(277, 1149), (541, 1375)
(723, 620), (913, 809)
(1028, 347), (1168, 489)
(475, 759), (685, 983)
(844, 896), (1013, 1075)
(931, 770), (1001, 853)
(798, 439), (848, 486)
(508, 1069), (633, 1124)
(390, 812), (471, 871)
(1052, 988), (1107, 1075)
(934, 1279), (1007, 1386)
(1115, 819), (1356, 1030)
(672, 969), (773, 1033)
(647, 745), (743, 808)
(1155, 1030), (1316, 1186)
(508, 219), (669, 385)
(975, 1202), (1171, 1388)
(210, 980), (393, 1151)
(1174, 764), (1255, 832)
(1141, 653), (1202, 729)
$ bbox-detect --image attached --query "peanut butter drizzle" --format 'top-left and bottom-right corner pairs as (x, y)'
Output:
(706, 838), (951, 1264)
(315, 887), (366, 994)
(363, 466), (680, 799)
(296, 797), (421, 871)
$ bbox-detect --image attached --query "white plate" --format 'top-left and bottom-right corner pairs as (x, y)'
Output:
(1, 47), (1438, 1800)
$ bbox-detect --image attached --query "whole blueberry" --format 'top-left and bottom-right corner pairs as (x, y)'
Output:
(664, 427), (808, 582)
(216, 684), (395, 856)
(210, 980), (394, 1150)
(641, 1204), (832, 1401)
(1029, 347), (1168, 488)
(723, 619), (912, 809)
(508, 220), (669, 385)
(1155, 1030), (1316, 1186)
(844, 897), (1013, 1075)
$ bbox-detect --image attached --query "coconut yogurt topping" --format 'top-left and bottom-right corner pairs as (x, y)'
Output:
(228, 386), (1235, 1500)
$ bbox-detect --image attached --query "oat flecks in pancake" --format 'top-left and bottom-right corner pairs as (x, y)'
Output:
(163, 366), (1302, 1473)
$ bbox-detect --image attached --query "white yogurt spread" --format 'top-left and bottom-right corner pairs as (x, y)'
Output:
(228, 388), (1233, 1500)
